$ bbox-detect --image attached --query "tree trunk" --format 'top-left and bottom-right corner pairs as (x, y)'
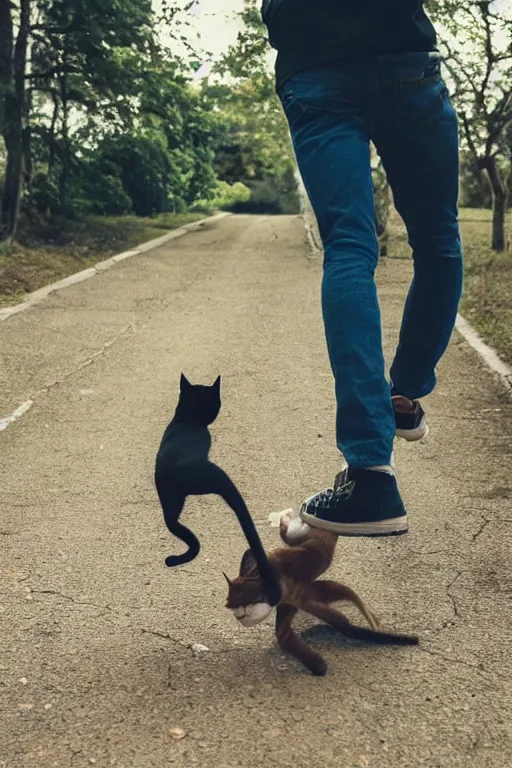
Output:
(47, 93), (59, 175)
(0, 0), (14, 234)
(492, 190), (507, 252)
(2, 108), (24, 236)
(1, 0), (30, 240)
(22, 124), (32, 189)
(22, 78), (33, 190)
(480, 155), (508, 252)
(58, 66), (70, 213)
(0, 0), (13, 127)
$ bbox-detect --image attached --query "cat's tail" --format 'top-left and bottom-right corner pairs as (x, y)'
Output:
(154, 474), (201, 567)
(208, 462), (282, 606)
(339, 623), (419, 646)
(164, 521), (200, 567)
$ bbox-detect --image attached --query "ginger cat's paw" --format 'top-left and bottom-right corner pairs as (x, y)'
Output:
(279, 515), (292, 535)
(281, 515), (310, 545)
(268, 508), (295, 528)
(308, 655), (327, 676)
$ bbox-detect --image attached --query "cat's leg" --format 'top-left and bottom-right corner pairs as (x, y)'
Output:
(275, 603), (327, 676)
(306, 579), (379, 630)
(279, 514), (311, 546)
(303, 600), (418, 646)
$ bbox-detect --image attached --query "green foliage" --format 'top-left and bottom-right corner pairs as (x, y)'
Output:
(190, 181), (251, 212)
(95, 134), (171, 216)
(205, 0), (300, 214)
(0, 0), (302, 241)
(26, 173), (61, 216)
(78, 169), (133, 216)
(1, 0), (223, 238)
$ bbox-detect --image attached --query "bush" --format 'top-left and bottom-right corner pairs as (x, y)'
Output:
(191, 180), (251, 212)
(229, 175), (301, 215)
(188, 201), (216, 215)
(27, 173), (61, 215)
(81, 174), (133, 216)
(213, 180), (252, 210)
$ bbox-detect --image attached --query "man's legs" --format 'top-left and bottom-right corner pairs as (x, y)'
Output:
(280, 69), (396, 469)
(279, 66), (406, 537)
(374, 58), (463, 402)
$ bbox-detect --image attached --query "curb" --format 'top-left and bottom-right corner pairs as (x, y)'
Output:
(0, 211), (231, 323)
(455, 313), (512, 394)
(299, 196), (512, 397)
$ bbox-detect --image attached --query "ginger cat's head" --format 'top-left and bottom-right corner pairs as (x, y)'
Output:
(224, 550), (274, 628)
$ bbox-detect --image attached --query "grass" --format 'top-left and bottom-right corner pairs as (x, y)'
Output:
(0, 210), (213, 307)
(387, 207), (512, 367)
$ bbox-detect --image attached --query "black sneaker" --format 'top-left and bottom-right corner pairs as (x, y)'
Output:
(299, 467), (407, 537)
(392, 395), (428, 441)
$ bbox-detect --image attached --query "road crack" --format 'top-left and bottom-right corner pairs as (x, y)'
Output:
(139, 627), (195, 651)
(472, 517), (491, 542)
(419, 646), (485, 673)
(30, 588), (115, 613)
(440, 571), (464, 629)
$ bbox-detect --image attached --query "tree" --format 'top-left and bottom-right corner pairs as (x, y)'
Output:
(28, 0), (157, 213)
(0, 0), (208, 241)
(0, 0), (30, 239)
(205, 0), (300, 213)
(428, 0), (512, 251)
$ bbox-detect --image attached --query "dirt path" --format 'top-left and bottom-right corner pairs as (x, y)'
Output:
(1, 214), (511, 767)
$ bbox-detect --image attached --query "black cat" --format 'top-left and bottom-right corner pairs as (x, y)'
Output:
(155, 374), (281, 606)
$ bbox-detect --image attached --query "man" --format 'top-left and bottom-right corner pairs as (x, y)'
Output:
(261, 1), (463, 536)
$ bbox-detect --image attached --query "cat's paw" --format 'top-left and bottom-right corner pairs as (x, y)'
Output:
(308, 656), (328, 676)
(279, 515), (292, 535)
(282, 516), (311, 545)
(268, 508), (295, 528)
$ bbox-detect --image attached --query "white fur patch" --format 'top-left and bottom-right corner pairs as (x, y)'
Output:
(284, 516), (311, 543)
(268, 506), (298, 527)
(231, 602), (273, 627)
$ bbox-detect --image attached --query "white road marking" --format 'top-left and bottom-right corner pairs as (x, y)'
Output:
(0, 400), (34, 432)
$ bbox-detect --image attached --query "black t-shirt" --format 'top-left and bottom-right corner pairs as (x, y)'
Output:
(261, 0), (437, 90)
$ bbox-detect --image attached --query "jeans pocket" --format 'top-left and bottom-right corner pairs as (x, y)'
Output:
(396, 76), (450, 125)
(279, 89), (317, 117)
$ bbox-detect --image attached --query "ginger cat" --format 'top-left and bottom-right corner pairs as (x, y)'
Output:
(224, 515), (418, 676)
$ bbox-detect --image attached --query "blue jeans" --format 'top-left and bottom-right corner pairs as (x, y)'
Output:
(279, 54), (463, 468)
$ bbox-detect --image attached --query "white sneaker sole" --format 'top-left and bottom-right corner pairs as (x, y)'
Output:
(299, 509), (408, 537)
(396, 417), (429, 442)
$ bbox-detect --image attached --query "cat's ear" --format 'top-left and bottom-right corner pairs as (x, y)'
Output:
(180, 373), (192, 391)
(239, 549), (258, 578)
(212, 375), (221, 392)
(222, 571), (232, 587)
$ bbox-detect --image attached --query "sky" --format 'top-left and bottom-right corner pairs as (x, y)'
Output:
(190, 0), (245, 56)
(172, 0), (246, 78)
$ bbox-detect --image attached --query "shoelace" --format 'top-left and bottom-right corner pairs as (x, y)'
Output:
(304, 474), (356, 511)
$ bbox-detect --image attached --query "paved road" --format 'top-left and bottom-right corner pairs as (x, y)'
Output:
(1, 215), (511, 768)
